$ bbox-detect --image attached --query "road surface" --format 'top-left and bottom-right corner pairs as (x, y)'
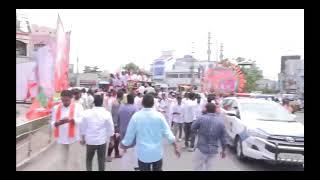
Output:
(17, 112), (304, 171)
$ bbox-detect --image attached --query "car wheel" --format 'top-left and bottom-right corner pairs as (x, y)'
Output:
(235, 136), (245, 160)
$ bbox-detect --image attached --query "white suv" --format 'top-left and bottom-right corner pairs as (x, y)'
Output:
(221, 97), (304, 166)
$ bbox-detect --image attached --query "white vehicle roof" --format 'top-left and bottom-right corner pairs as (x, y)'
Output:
(223, 97), (275, 104)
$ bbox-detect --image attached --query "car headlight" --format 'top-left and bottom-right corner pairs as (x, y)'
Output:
(247, 128), (269, 139)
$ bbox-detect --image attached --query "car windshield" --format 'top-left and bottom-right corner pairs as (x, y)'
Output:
(240, 102), (294, 122)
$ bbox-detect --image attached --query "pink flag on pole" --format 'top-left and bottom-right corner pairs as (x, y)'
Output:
(54, 15), (70, 92)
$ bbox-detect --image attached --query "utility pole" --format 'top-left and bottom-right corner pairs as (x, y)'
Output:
(207, 32), (212, 62)
(220, 43), (224, 61)
(76, 56), (80, 87)
(191, 42), (195, 85)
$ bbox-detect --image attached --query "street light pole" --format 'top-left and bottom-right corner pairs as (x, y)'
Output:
(191, 42), (195, 85)
(207, 32), (211, 62)
(76, 56), (80, 87)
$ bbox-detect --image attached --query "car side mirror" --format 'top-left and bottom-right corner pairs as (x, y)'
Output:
(226, 110), (237, 117)
(290, 114), (296, 120)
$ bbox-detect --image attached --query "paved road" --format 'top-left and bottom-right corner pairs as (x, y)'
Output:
(18, 113), (304, 171)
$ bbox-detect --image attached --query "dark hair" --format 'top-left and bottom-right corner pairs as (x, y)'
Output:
(94, 95), (103, 107)
(189, 92), (196, 100)
(81, 88), (86, 93)
(122, 88), (127, 94)
(61, 90), (73, 98)
(127, 94), (134, 104)
(73, 89), (80, 95)
(207, 94), (215, 103)
(88, 89), (94, 96)
(282, 99), (290, 105)
(177, 96), (182, 100)
(117, 90), (124, 99)
(206, 103), (216, 113)
(142, 94), (154, 108)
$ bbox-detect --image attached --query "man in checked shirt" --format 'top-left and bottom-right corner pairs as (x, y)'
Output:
(191, 102), (227, 171)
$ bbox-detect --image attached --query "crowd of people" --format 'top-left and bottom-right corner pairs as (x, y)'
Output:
(108, 71), (152, 91)
(52, 80), (296, 171)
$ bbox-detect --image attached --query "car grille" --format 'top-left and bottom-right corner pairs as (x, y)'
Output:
(265, 136), (304, 154)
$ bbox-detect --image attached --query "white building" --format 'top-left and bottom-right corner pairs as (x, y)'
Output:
(151, 51), (217, 90)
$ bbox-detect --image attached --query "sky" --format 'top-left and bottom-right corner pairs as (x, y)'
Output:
(20, 9), (304, 80)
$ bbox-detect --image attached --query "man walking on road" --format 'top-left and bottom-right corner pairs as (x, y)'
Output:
(120, 94), (181, 171)
(51, 90), (84, 170)
(171, 96), (184, 141)
(183, 92), (197, 151)
(118, 93), (139, 170)
(80, 95), (114, 171)
(106, 90), (123, 162)
(191, 103), (227, 171)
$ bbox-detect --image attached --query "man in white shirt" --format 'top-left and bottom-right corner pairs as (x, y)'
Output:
(195, 94), (203, 119)
(183, 92), (197, 151)
(80, 95), (114, 171)
(134, 92), (143, 110)
(138, 84), (146, 95)
(137, 73), (142, 81)
(172, 96), (184, 141)
(145, 83), (156, 94)
(73, 89), (84, 105)
(120, 71), (128, 89)
(81, 88), (88, 110)
(51, 90), (84, 170)
(158, 93), (169, 124)
(114, 73), (122, 91)
(131, 73), (138, 81)
(87, 90), (94, 109)
(167, 93), (177, 127)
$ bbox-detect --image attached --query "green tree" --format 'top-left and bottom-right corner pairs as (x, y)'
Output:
(261, 88), (276, 94)
(236, 58), (263, 92)
(83, 66), (92, 73)
(124, 62), (140, 73)
(83, 66), (101, 73)
(92, 66), (101, 73)
(241, 66), (263, 92)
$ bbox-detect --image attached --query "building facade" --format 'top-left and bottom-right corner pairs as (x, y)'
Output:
(256, 79), (278, 92)
(16, 10), (32, 64)
(151, 51), (217, 89)
(278, 55), (304, 98)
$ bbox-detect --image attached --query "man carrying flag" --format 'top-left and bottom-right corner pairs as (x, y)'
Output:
(51, 90), (84, 170)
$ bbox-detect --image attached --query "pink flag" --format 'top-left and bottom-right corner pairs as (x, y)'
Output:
(54, 15), (70, 92)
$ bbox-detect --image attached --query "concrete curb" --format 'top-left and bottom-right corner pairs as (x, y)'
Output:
(16, 141), (56, 171)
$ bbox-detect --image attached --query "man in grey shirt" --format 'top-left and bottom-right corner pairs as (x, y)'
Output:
(118, 93), (138, 141)
(191, 103), (227, 171)
(117, 93), (139, 170)
(106, 90), (123, 162)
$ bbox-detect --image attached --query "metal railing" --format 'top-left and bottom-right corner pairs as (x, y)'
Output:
(16, 115), (53, 167)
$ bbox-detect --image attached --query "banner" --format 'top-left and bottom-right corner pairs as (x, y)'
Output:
(153, 59), (165, 80)
(26, 15), (70, 120)
(202, 63), (246, 93)
(16, 61), (37, 101)
(26, 46), (54, 120)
